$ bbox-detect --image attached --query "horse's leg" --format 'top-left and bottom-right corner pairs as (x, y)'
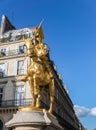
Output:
(36, 87), (42, 108)
(48, 78), (54, 113)
(29, 78), (35, 107)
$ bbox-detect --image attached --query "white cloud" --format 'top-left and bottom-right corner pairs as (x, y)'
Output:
(74, 105), (90, 118)
(74, 105), (96, 118)
(90, 107), (96, 116)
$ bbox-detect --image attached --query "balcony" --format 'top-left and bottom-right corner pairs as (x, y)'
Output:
(0, 99), (49, 109)
(0, 49), (26, 59)
(0, 98), (32, 108)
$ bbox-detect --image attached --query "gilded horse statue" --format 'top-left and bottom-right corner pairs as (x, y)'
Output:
(22, 30), (54, 113)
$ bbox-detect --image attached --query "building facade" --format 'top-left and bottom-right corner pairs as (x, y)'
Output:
(0, 15), (85, 130)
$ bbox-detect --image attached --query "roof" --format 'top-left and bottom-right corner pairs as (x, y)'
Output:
(0, 15), (37, 43)
(1, 15), (15, 35)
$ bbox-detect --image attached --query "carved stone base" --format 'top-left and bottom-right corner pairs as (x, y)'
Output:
(5, 110), (63, 130)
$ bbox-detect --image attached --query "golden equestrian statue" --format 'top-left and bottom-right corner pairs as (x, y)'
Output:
(22, 25), (54, 113)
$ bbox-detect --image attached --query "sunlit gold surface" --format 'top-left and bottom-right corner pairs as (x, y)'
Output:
(19, 107), (43, 112)
(21, 26), (54, 113)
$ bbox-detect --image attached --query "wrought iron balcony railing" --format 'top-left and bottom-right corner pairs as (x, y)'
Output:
(0, 99), (49, 109)
(0, 49), (26, 58)
(0, 98), (32, 108)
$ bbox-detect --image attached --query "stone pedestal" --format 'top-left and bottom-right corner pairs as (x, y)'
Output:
(5, 109), (63, 130)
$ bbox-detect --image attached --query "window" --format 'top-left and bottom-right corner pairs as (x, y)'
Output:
(0, 120), (3, 130)
(0, 88), (3, 106)
(0, 48), (6, 56)
(0, 72), (3, 78)
(0, 63), (5, 77)
(55, 88), (59, 99)
(0, 88), (3, 98)
(19, 45), (24, 53)
(17, 60), (24, 75)
(18, 45), (26, 54)
(15, 86), (25, 106)
(1, 48), (6, 53)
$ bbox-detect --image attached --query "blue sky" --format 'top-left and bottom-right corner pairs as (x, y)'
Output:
(0, 0), (96, 129)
